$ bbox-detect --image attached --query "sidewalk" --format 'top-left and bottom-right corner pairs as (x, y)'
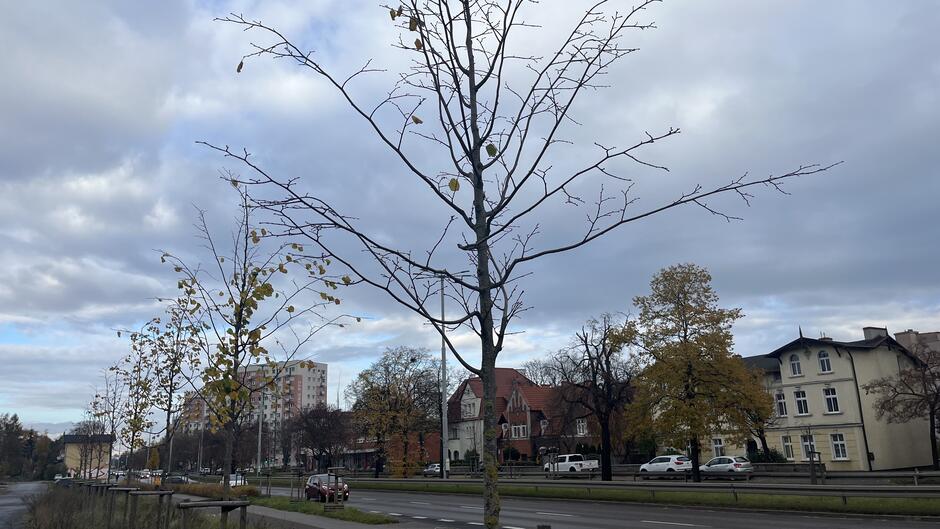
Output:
(174, 494), (424, 529)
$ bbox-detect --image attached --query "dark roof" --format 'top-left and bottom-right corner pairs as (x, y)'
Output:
(765, 334), (911, 359)
(741, 355), (779, 371)
(447, 368), (537, 421)
(61, 434), (114, 444)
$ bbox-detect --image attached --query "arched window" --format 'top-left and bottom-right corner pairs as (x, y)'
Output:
(790, 354), (802, 376)
(818, 351), (832, 373)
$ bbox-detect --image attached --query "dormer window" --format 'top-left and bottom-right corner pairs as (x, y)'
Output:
(789, 354), (803, 376)
(818, 351), (832, 373)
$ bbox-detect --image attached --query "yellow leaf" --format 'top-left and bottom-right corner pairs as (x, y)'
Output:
(448, 178), (460, 192)
(414, 38), (423, 51)
(409, 17), (418, 31)
(412, 115), (423, 124)
(486, 143), (498, 157)
(287, 305), (295, 313)
(389, 8), (397, 19)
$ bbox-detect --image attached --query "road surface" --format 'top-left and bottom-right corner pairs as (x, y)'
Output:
(0, 482), (45, 529)
(263, 487), (938, 529)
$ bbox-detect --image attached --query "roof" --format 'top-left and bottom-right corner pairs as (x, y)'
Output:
(741, 355), (780, 371)
(61, 434), (114, 444)
(448, 368), (537, 421)
(766, 334), (911, 359)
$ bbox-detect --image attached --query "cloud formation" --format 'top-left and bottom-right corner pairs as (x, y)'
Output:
(1, 0), (938, 423)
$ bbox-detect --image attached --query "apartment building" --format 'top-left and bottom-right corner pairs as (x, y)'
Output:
(733, 327), (932, 471)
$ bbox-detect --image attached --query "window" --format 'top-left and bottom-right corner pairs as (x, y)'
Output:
(775, 393), (788, 417)
(794, 390), (809, 415)
(818, 351), (832, 373)
(511, 424), (528, 439)
(781, 436), (794, 460)
(576, 418), (588, 436)
(800, 434), (816, 461)
(823, 387), (840, 413)
(831, 434), (848, 460)
(712, 438), (725, 457)
(790, 354), (803, 376)
(462, 403), (476, 418)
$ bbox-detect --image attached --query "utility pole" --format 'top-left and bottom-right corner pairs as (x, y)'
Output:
(440, 275), (448, 479)
(257, 387), (264, 477)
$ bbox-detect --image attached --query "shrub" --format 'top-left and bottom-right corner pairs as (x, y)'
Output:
(747, 448), (788, 463)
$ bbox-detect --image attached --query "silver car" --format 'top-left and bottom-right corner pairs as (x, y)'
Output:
(639, 455), (692, 473)
(699, 456), (753, 474)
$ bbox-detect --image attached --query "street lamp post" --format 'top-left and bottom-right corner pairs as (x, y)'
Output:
(440, 275), (448, 479)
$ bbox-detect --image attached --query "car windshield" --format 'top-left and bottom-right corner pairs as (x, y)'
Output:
(676, 457), (690, 462)
(569, 455), (583, 462)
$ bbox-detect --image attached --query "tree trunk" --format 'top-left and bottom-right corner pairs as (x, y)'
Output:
(164, 405), (174, 478)
(600, 415), (613, 481)
(480, 358), (500, 529)
(758, 431), (770, 456)
(222, 421), (234, 499)
(689, 438), (702, 482)
(930, 408), (939, 471)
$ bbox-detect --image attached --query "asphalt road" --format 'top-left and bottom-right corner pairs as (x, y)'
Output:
(0, 482), (45, 529)
(267, 487), (940, 529)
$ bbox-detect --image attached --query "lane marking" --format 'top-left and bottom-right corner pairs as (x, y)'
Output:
(368, 510), (380, 513)
(388, 512), (402, 516)
(641, 521), (708, 527)
(438, 519), (455, 522)
(536, 511), (573, 517)
(409, 501), (431, 505)
(460, 505), (483, 509)
(503, 526), (526, 529)
(361, 497), (376, 500)
(468, 523), (484, 526)
(412, 516), (428, 519)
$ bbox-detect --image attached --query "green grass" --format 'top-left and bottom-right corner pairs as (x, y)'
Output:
(352, 481), (940, 517)
(252, 496), (397, 524)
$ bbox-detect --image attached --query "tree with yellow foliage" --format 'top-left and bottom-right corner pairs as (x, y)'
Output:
(632, 263), (760, 482)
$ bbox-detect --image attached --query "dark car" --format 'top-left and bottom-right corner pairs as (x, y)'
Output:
(163, 475), (192, 485)
(304, 473), (349, 502)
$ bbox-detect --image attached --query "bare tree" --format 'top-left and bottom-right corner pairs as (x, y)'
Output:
(162, 189), (345, 497)
(548, 314), (635, 480)
(207, 2), (836, 524)
(863, 342), (940, 470)
(521, 358), (561, 387)
(295, 404), (351, 472)
(92, 370), (126, 477)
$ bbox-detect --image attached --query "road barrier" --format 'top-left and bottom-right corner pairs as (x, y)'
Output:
(347, 476), (940, 505)
(177, 499), (250, 529)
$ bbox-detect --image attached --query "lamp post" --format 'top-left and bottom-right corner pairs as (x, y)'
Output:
(440, 275), (448, 479)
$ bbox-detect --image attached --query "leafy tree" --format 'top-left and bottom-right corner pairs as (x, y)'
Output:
(729, 366), (777, 457)
(161, 190), (343, 497)
(548, 314), (636, 480)
(112, 326), (158, 474)
(346, 347), (440, 477)
(632, 263), (756, 482)
(209, 3), (835, 524)
(863, 342), (940, 470)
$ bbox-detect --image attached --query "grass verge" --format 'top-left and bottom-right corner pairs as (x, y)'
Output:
(251, 496), (397, 524)
(353, 481), (940, 517)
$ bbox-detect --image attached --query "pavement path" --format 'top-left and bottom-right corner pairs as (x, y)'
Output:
(0, 482), (46, 529)
(267, 487), (940, 529)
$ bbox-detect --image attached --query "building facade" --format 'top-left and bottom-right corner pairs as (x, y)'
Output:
(732, 327), (932, 471)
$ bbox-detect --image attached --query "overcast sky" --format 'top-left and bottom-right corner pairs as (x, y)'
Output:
(1, 0), (938, 429)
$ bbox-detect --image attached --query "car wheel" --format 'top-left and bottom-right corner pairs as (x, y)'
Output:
(569, 467), (577, 472)
(666, 468), (675, 472)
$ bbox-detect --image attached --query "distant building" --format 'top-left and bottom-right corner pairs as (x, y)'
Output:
(61, 434), (114, 478)
(736, 326), (932, 471)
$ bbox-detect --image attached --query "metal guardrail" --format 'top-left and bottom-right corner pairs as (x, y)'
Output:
(347, 476), (940, 504)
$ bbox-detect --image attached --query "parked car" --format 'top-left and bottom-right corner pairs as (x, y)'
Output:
(543, 454), (599, 474)
(639, 455), (692, 473)
(220, 474), (247, 486)
(53, 473), (66, 481)
(422, 463), (441, 477)
(139, 469), (152, 479)
(305, 473), (349, 502)
(163, 475), (192, 485)
(199, 467), (211, 475)
(699, 456), (754, 475)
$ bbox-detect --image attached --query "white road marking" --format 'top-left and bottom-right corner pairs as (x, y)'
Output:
(412, 515), (428, 519)
(641, 521), (708, 527)
(388, 512), (402, 516)
(361, 497), (376, 501)
(409, 501), (431, 505)
(536, 511), (573, 517)
(460, 505), (483, 509)
(503, 526), (525, 529)
(438, 519), (455, 522)
(368, 510), (380, 513)
(468, 523), (484, 526)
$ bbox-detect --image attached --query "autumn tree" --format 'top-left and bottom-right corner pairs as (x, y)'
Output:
(632, 263), (757, 482)
(161, 189), (344, 497)
(346, 347), (440, 477)
(208, 2), (835, 524)
(730, 366), (777, 458)
(521, 358), (561, 387)
(863, 342), (940, 469)
(148, 298), (203, 477)
(548, 314), (636, 480)
(113, 326), (158, 475)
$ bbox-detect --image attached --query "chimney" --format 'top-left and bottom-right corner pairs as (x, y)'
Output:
(863, 326), (888, 340)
